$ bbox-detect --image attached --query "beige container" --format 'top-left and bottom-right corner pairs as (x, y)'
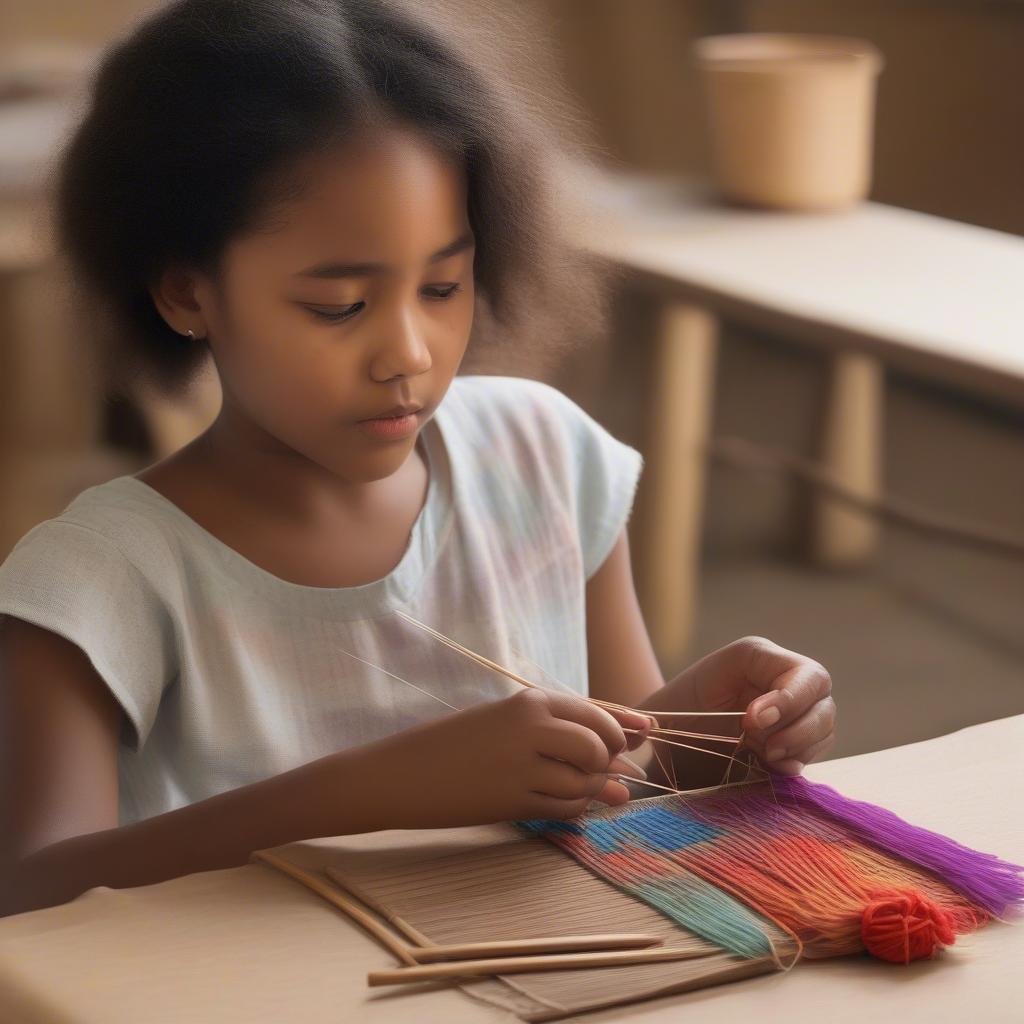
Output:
(693, 34), (884, 210)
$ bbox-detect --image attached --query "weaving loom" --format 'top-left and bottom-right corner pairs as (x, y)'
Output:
(520, 775), (1024, 964)
(253, 613), (1024, 1018)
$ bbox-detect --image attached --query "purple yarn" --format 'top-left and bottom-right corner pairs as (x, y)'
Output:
(770, 775), (1024, 917)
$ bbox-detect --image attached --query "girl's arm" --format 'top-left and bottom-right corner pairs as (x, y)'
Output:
(0, 617), (391, 917)
(1, 616), (650, 918)
(585, 529), (837, 789)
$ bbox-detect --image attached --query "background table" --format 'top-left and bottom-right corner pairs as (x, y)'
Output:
(561, 157), (1024, 667)
(1, 714), (1021, 1023)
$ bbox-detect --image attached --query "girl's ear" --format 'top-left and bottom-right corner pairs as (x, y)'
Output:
(149, 265), (206, 337)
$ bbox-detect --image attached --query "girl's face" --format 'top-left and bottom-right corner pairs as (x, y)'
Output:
(190, 124), (475, 486)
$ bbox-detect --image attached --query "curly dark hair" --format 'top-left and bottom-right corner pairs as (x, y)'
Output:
(52, 0), (621, 400)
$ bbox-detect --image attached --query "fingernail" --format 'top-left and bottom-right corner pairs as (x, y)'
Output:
(610, 754), (647, 780)
(766, 745), (786, 762)
(757, 705), (781, 728)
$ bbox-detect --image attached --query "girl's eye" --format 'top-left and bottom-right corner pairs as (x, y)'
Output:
(422, 283), (461, 301)
(307, 283), (462, 324)
(308, 303), (363, 324)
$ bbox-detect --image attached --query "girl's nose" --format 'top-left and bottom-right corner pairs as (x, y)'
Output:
(369, 306), (433, 382)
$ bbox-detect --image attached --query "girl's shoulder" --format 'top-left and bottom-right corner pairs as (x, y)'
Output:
(442, 375), (644, 579)
(0, 473), (197, 642)
(0, 477), (180, 752)
(1, 475), (179, 581)
(443, 374), (628, 462)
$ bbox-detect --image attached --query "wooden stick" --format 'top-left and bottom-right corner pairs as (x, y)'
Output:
(260, 850), (667, 965)
(394, 610), (541, 690)
(394, 613), (753, 781)
(326, 864), (433, 947)
(395, 613), (660, 719)
(622, 712), (745, 720)
(647, 728), (744, 744)
(368, 945), (717, 986)
(411, 933), (663, 963)
(323, 866), (663, 961)
(613, 774), (680, 794)
(644, 733), (746, 764)
(393, 612), (745, 724)
(252, 849), (418, 966)
(627, 725), (744, 747)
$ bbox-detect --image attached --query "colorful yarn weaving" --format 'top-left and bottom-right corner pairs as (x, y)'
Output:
(520, 777), (1024, 966)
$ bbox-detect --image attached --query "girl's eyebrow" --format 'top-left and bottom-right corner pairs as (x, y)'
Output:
(294, 232), (475, 279)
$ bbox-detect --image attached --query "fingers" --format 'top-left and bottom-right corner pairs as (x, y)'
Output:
(535, 717), (612, 774)
(530, 757), (609, 801)
(525, 793), (592, 821)
(506, 690), (651, 819)
(537, 690), (629, 760)
(609, 753), (648, 781)
(760, 698), (836, 763)
(603, 706), (655, 750)
(619, 717), (655, 752)
(766, 732), (836, 776)
(739, 643), (832, 735)
(729, 638), (835, 774)
(526, 779), (632, 822)
(595, 778), (632, 806)
(778, 733), (835, 770)
(752, 721), (836, 776)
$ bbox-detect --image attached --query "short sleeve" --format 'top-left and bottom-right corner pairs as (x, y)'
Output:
(536, 383), (645, 580)
(0, 519), (176, 751)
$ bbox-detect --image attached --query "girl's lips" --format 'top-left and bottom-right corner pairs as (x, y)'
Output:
(357, 411), (421, 440)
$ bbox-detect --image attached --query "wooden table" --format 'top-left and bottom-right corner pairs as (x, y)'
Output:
(560, 158), (1024, 668)
(0, 713), (1020, 1023)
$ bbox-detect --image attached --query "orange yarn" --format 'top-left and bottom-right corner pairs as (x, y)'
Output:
(860, 891), (957, 963)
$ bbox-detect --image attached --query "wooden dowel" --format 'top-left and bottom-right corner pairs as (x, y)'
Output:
(647, 728), (743, 744)
(394, 610), (540, 690)
(326, 865), (432, 948)
(613, 774), (680, 794)
(368, 945), (717, 986)
(392, 613), (745, 727)
(252, 850), (417, 966)
(263, 852), (667, 969)
(644, 734), (746, 764)
(410, 933), (663, 963)
(639, 710), (745, 717)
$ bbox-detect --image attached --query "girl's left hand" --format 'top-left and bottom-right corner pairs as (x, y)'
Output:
(684, 636), (837, 776)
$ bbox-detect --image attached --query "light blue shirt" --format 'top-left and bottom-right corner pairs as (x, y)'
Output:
(0, 375), (643, 824)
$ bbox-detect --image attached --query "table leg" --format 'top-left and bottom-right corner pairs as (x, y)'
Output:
(640, 300), (718, 671)
(810, 351), (884, 567)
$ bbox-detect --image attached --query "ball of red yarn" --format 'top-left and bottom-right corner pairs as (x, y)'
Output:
(861, 891), (957, 963)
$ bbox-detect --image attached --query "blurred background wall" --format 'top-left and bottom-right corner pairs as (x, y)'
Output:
(1, 0), (1022, 761)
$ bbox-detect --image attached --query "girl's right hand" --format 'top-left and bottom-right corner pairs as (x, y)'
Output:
(372, 688), (653, 829)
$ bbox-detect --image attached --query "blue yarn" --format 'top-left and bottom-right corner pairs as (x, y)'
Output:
(604, 806), (721, 851)
(519, 819), (583, 839)
(520, 807), (719, 853)
(518, 805), (777, 960)
(633, 878), (775, 959)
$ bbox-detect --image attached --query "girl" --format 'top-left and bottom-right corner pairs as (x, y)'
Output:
(0, 0), (835, 918)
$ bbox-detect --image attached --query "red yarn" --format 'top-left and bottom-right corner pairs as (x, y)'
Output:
(861, 891), (957, 963)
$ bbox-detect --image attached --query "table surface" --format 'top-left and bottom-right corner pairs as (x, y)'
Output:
(1, 714), (1021, 1024)
(560, 158), (1024, 405)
